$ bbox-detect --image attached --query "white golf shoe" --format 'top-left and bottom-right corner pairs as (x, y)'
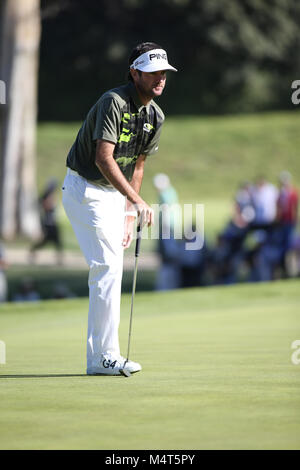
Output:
(86, 353), (142, 376)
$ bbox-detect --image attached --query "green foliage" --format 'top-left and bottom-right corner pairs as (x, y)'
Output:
(39, 0), (300, 119)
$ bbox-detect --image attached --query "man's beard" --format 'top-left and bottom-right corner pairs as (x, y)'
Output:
(136, 82), (156, 100)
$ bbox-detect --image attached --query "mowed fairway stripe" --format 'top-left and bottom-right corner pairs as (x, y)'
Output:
(0, 280), (299, 449)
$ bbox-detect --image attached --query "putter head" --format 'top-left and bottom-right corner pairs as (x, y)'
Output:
(120, 368), (131, 377)
(120, 359), (131, 377)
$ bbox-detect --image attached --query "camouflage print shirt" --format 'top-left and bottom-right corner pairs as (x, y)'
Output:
(66, 82), (165, 186)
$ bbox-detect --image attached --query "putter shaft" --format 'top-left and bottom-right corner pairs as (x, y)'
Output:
(126, 254), (139, 362)
(122, 224), (142, 376)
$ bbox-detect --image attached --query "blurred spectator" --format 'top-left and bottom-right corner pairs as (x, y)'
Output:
(0, 242), (8, 302)
(178, 224), (207, 287)
(249, 225), (286, 281)
(276, 171), (299, 252)
(153, 173), (180, 232)
(247, 175), (279, 253)
(29, 179), (63, 265)
(153, 173), (181, 290)
(234, 181), (256, 226)
(13, 278), (41, 302)
(52, 282), (76, 299)
(212, 220), (249, 284)
(286, 233), (300, 277)
(207, 182), (253, 284)
(245, 172), (298, 282)
(252, 175), (278, 224)
(151, 172), (299, 287)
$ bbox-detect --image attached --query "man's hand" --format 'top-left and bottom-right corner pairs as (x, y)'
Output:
(122, 201), (154, 249)
(122, 215), (136, 249)
(136, 201), (154, 228)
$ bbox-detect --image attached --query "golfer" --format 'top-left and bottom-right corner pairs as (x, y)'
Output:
(62, 42), (177, 375)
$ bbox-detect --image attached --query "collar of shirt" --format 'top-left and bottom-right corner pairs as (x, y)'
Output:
(127, 82), (152, 115)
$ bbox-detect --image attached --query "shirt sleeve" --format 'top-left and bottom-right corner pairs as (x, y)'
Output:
(92, 96), (121, 144)
(143, 123), (163, 156)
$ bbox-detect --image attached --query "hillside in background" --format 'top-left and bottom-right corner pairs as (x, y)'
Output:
(37, 111), (300, 245)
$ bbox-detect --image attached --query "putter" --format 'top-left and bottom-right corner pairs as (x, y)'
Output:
(120, 223), (142, 377)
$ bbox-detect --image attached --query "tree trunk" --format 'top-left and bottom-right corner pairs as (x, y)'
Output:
(0, 0), (41, 240)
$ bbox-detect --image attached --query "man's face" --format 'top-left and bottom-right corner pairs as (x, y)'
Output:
(132, 69), (167, 99)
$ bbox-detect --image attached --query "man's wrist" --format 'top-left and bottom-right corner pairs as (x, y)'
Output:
(125, 211), (137, 218)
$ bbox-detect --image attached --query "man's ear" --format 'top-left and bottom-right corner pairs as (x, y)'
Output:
(130, 68), (138, 81)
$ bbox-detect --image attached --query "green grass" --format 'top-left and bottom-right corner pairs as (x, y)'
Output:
(0, 280), (299, 450)
(34, 111), (300, 250)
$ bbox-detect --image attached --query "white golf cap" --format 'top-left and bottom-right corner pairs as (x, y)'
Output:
(130, 49), (177, 73)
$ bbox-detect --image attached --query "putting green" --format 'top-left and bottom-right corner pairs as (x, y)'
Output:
(0, 280), (299, 449)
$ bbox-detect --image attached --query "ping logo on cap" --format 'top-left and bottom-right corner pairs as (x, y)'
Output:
(131, 48), (177, 73)
(149, 52), (167, 61)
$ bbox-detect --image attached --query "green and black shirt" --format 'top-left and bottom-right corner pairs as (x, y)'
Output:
(66, 82), (165, 186)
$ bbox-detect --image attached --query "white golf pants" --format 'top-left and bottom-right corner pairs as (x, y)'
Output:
(62, 169), (125, 369)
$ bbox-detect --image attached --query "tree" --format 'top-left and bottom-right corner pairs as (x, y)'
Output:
(38, 0), (300, 118)
(0, 0), (41, 240)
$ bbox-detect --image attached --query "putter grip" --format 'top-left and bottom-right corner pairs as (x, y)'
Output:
(135, 225), (142, 257)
